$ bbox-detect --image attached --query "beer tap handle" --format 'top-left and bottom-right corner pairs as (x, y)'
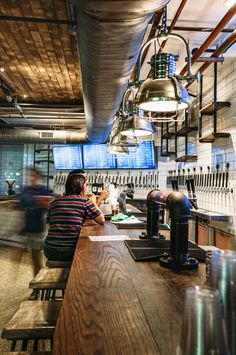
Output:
(215, 172), (218, 189)
(189, 178), (196, 195)
(225, 171), (229, 189)
(222, 172), (225, 189)
(186, 179), (191, 195)
(215, 164), (219, 189)
(218, 172), (222, 190)
(174, 179), (179, 191)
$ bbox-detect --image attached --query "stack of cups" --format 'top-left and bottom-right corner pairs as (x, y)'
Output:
(177, 286), (229, 355)
(209, 250), (236, 355)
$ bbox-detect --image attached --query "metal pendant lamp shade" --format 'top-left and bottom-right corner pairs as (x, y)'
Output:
(110, 132), (139, 147)
(108, 144), (129, 154)
(121, 114), (156, 137)
(136, 76), (191, 112)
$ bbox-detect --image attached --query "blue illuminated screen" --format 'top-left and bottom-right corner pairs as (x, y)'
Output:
(53, 142), (156, 170)
(116, 141), (156, 169)
(83, 144), (116, 170)
(53, 145), (83, 170)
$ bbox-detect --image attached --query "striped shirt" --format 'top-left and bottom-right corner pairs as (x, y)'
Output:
(45, 195), (101, 249)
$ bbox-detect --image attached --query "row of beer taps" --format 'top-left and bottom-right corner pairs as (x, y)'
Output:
(167, 163), (232, 194)
(54, 171), (159, 194)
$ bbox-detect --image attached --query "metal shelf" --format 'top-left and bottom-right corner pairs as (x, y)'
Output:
(199, 132), (230, 143)
(35, 148), (52, 153)
(162, 131), (175, 139)
(161, 152), (176, 157)
(35, 160), (54, 164)
(176, 126), (198, 137)
(200, 101), (231, 115)
(175, 155), (198, 162)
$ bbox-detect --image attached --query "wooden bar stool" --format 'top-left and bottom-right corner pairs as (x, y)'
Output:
(29, 268), (70, 301)
(46, 260), (72, 268)
(1, 301), (61, 352)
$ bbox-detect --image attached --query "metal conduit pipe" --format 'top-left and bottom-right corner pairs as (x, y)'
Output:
(186, 29), (236, 88)
(180, 4), (236, 75)
(0, 129), (88, 144)
(75, 0), (171, 143)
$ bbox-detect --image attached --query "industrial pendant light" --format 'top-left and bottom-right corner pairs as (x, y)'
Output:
(108, 115), (138, 154)
(121, 114), (155, 137)
(108, 145), (129, 154)
(135, 7), (196, 113)
(119, 87), (156, 138)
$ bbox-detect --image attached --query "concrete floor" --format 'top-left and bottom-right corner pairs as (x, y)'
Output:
(0, 244), (48, 351)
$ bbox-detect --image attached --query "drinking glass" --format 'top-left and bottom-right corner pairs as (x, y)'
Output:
(209, 250), (236, 355)
(177, 286), (229, 355)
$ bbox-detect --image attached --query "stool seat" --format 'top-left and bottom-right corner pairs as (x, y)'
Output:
(2, 301), (61, 340)
(46, 260), (72, 268)
(29, 268), (70, 290)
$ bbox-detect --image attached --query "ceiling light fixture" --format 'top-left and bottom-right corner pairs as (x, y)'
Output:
(121, 114), (156, 137)
(134, 6), (197, 113)
(119, 87), (156, 138)
(108, 144), (129, 154)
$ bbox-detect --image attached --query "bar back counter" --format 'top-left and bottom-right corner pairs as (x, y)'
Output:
(53, 221), (205, 355)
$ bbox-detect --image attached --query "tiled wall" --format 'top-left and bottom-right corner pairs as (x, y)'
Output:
(0, 144), (24, 195)
(157, 58), (236, 232)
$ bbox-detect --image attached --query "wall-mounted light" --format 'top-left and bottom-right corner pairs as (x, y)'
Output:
(0, 67), (5, 73)
(134, 6), (196, 113)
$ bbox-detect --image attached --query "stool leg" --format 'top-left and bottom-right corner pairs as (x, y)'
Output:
(41, 289), (45, 300)
(33, 339), (38, 351)
(21, 339), (28, 351)
(10, 340), (16, 351)
(45, 289), (50, 300)
(51, 290), (56, 301)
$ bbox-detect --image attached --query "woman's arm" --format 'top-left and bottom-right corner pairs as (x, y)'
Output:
(93, 211), (105, 225)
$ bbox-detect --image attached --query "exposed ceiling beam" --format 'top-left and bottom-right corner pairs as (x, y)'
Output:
(0, 102), (83, 108)
(0, 15), (76, 26)
(159, 0), (188, 53)
(180, 4), (236, 75)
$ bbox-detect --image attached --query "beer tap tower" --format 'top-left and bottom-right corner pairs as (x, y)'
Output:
(145, 189), (198, 270)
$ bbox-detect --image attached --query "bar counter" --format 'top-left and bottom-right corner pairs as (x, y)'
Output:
(53, 221), (205, 355)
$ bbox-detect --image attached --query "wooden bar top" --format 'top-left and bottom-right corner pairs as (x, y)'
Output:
(53, 222), (205, 355)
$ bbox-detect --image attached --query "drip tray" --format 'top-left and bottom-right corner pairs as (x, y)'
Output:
(124, 239), (206, 262)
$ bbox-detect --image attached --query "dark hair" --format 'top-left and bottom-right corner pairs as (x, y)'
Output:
(27, 167), (42, 178)
(65, 174), (86, 195)
(68, 169), (85, 177)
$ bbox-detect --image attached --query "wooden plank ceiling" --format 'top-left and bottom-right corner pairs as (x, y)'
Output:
(0, 0), (83, 104)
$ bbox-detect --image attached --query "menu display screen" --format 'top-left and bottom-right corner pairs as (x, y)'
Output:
(53, 145), (83, 170)
(52, 142), (156, 170)
(116, 141), (156, 169)
(83, 144), (116, 170)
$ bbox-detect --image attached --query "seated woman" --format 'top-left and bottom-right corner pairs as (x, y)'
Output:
(43, 173), (105, 261)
